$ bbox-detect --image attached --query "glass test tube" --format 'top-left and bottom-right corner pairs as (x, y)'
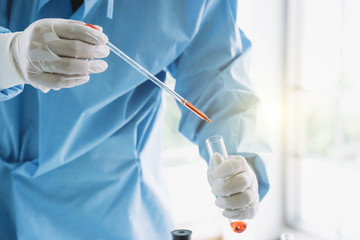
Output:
(205, 135), (247, 234)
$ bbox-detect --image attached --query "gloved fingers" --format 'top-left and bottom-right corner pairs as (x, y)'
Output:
(47, 39), (110, 59)
(39, 86), (51, 93)
(214, 155), (248, 178)
(222, 195), (259, 220)
(212, 171), (253, 197)
(215, 184), (257, 209)
(39, 58), (108, 75)
(45, 18), (85, 26)
(30, 82), (51, 93)
(223, 206), (257, 220)
(53, 21), (108, 45)
(31, 73), (89, 89)
(211, 152), (224, 169)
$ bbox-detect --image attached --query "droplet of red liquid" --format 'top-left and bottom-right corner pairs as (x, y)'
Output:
(230, 221), (247, 233)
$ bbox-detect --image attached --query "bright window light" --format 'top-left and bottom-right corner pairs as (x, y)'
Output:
(286, 0), (360, 239)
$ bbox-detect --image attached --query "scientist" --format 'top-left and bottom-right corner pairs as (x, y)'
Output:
(0, 0), (270, 239)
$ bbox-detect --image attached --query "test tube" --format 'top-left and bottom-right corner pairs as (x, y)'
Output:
(206, 135), (247, 234)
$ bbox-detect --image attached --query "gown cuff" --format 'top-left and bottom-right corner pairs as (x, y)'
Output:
(0, 32), (24, 91)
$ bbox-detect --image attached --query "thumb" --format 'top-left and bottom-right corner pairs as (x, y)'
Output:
(211, 152), (224, 169)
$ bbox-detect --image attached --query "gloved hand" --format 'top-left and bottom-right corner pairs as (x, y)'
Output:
(207, 153), (259, 220)
(9, 18), (109, 92)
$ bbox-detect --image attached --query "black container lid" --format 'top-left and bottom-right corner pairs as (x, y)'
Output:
(171, 229), (192, 240)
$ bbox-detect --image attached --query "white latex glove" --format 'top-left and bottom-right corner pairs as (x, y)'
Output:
(207, 153), (259, 220)
(7, 18), (109, 92)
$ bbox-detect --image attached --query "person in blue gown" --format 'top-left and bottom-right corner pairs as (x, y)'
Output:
(0, 0), (270, 239)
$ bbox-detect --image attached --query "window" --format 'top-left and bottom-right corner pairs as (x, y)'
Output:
(286, 0), (360, 239)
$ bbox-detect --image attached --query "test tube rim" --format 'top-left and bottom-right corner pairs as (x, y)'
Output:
(206, 135), (224, 145)
(206, 135), (228, 161)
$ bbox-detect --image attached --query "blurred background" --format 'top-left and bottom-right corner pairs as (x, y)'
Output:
(161, 0), (360, 239)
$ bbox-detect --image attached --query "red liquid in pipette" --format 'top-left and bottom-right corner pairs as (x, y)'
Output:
(230, 221), (247, 233)
(181, 100), (211, 123)
(85, 23), (99, 30)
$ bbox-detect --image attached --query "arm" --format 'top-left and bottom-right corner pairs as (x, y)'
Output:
(168, 0), (270, 209)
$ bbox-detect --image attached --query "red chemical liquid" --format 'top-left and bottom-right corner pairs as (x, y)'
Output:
(181, 99), (211, 123)
(230, 221), (247, 233)
(85, 23), (99, 30)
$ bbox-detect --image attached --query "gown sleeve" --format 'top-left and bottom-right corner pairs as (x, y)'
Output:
(167, 0), (270, 200)
(0, 26), (24, 101)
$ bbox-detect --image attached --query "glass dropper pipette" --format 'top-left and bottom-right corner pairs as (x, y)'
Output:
(86, 24), (211, 123)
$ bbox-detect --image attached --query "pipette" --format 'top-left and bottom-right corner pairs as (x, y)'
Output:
(85, 24), (211, 123)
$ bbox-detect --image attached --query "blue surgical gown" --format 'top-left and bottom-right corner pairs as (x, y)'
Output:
(0, 0), (270, 239)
